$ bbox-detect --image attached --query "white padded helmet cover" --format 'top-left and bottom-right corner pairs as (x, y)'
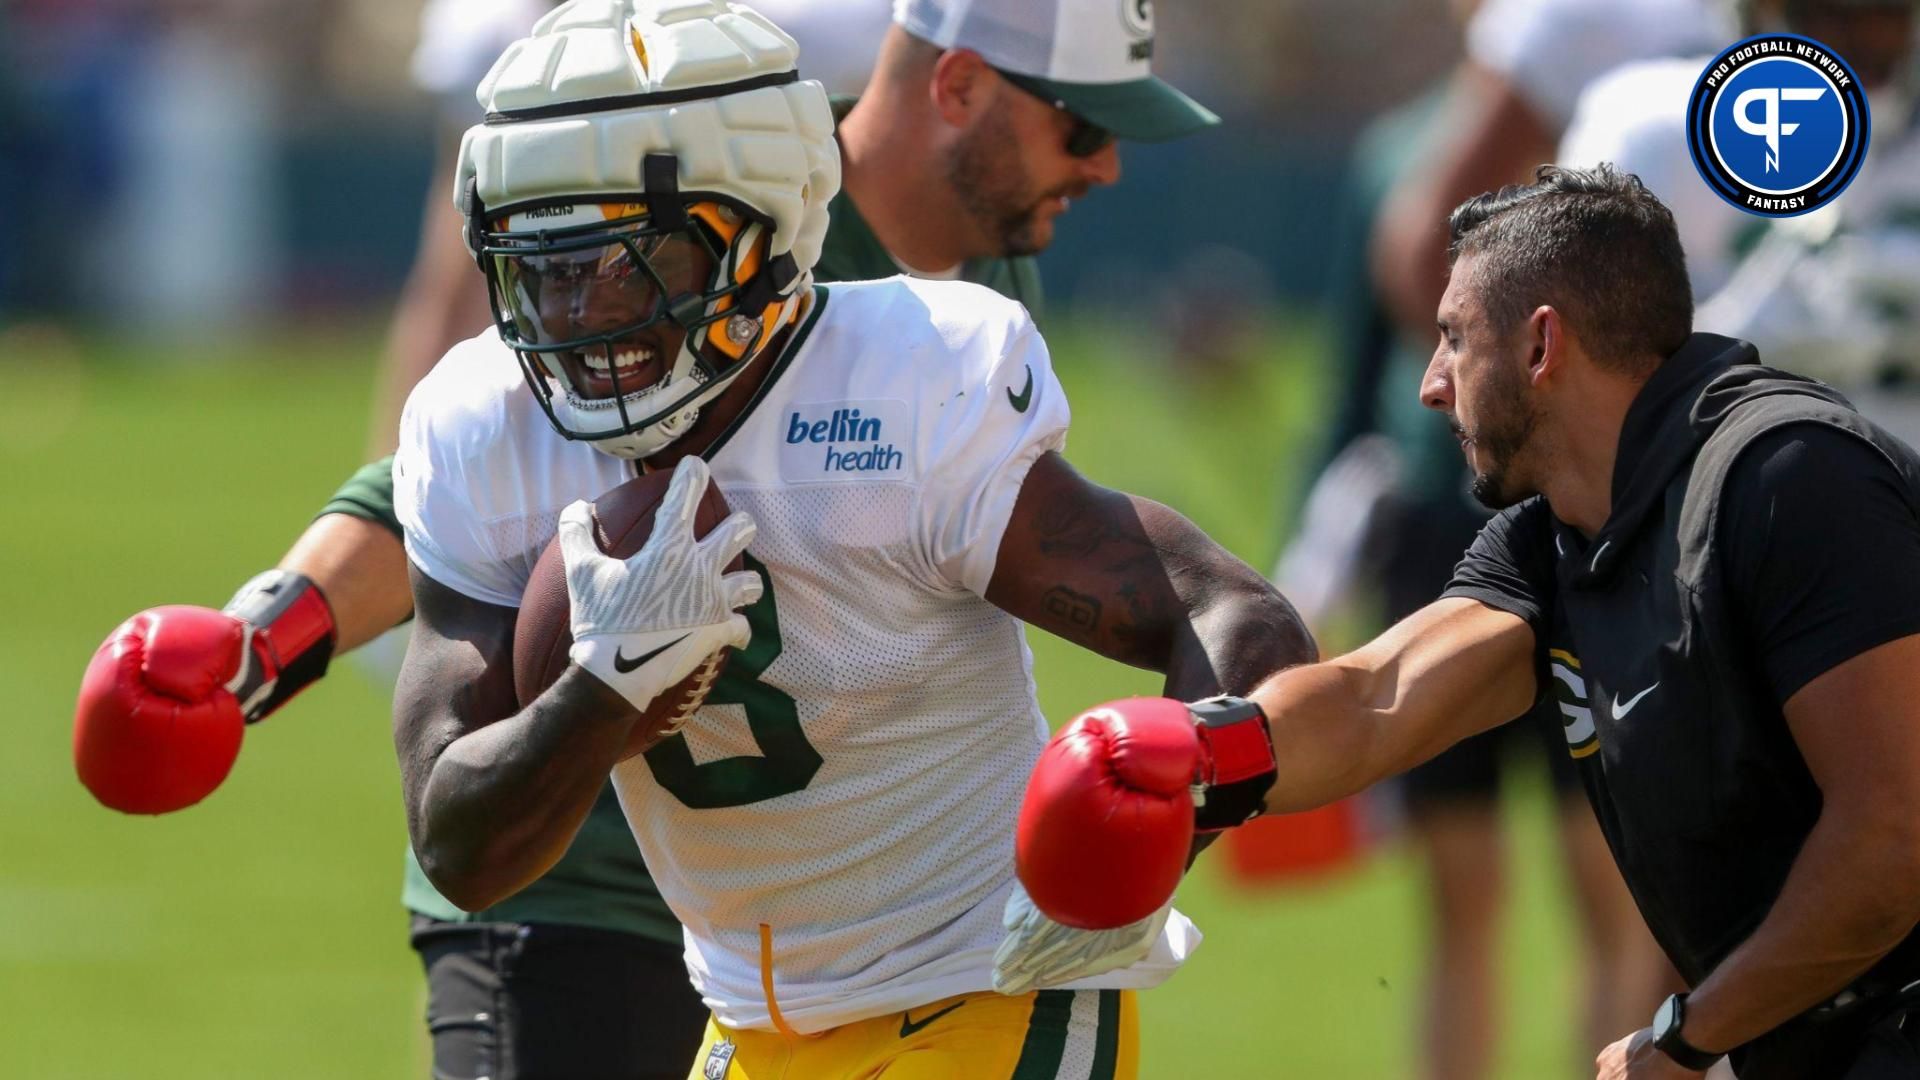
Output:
(455, 0), (840, 291)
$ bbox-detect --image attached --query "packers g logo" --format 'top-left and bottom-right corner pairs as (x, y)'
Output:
(1686, 33), (1870, 217)
(1122, 0), (1152, 39)
(1549, 650), (1599, 759)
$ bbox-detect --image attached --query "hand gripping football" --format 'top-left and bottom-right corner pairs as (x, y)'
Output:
(513, 468), (740, 759)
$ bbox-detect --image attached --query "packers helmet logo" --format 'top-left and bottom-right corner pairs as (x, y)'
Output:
(1549, 649), (1599, 759)
(1122, 0), (1152, 38)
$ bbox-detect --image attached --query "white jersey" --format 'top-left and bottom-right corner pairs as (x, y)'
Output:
(1693, 117), (1920, 401)
(396, 278), (1199, 1034)
(1559, 56), (1752, 297)
(1468, 0), (1730, 130)
(1563, 59), (1920, 433)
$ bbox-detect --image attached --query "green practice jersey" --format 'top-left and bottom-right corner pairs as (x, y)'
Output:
(1315, 86), (1466, 499)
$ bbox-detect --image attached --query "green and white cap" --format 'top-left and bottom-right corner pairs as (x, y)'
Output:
(892, 0), (1219, 142)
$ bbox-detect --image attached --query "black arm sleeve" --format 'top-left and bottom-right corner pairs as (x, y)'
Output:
(315, 454), (402, 539)
(1720, 425), (1920, 706)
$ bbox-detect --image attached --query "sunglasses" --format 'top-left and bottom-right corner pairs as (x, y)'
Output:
(992, 69), (1116, 159)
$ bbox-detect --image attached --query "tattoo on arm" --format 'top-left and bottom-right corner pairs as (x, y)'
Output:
(990, 453), (1316, 695)
(1019, 474), (1179, 661)
(1041, 585), (1101, 632)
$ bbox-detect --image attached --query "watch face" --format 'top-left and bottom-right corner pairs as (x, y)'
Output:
(1655, 994), (1680, 1038)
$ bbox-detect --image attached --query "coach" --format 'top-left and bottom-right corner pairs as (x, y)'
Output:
(1023, 165), (1920, 1078)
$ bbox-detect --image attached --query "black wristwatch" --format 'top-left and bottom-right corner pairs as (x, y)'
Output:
(1652, 993), (1723, 1071)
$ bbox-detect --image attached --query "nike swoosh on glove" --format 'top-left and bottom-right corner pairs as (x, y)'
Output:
(991, 881), (1171, 996)
(561, 456), (762, 712)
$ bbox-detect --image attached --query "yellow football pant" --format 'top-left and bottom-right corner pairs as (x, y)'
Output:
(685, 988), (1138, 1080)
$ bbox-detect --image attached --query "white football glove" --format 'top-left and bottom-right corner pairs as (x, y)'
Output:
(560, 456), (761, 712)
(991, 881), (1171, 996)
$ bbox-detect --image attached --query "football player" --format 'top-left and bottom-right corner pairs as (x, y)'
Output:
(1559, 0), (1920, 443)
(75, 0), (1224, 1075)
(390, 3), (1305, 1078)
(1370, 0), (1732, 339)
(76, 0), (1280, 1076)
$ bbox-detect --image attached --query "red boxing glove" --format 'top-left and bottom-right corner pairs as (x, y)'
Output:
(75, 607), (249, 815)
(74, 572), (335, 815)
(1015, 695), (1278, 930)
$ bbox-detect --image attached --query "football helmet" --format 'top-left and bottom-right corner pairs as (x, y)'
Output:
(456, 0), (839, 458)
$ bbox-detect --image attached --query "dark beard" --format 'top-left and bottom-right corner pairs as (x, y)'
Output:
(1461, 360), (1539, 510)
(946, 109), (1055, 257)
(1469, 464), (1522, 511)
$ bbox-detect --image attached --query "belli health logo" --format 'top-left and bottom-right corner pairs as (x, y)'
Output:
(784, 404), (905, 475)
(1687, 33), (1870, 217)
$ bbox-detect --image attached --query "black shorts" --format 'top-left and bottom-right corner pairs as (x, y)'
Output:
(410, 915), (707, 1080)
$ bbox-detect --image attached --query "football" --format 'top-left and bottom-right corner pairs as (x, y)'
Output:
(513, 467), (738, 760)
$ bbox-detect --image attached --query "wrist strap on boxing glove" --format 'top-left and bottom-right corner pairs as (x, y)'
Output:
(222, 570), (337, 723)
(1188, 695), (1278, 832)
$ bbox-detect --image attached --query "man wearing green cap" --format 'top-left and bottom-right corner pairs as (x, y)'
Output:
(71, 2), (1221, 1077)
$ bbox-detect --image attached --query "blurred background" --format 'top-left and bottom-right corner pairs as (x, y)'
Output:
(0, 0), (1452, 328)
(10, 0), (1911, 1076)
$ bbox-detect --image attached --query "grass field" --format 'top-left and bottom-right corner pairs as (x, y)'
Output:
(1, 319), (1592, 1078)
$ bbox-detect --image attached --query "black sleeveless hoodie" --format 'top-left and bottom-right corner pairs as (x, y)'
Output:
(1450, 333), (1920, 1074)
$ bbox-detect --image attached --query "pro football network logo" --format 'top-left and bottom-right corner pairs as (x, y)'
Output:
(1686, 34), (1870, 217)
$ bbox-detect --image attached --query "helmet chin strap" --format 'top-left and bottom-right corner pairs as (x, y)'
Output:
(573, 339), (713, 461)
(582, 407), (696, 459)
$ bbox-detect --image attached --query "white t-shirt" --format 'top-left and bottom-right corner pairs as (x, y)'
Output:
(1562, 57), (1920, 406)
(1559, 55), (1751, 297)
(1468, 0), (1731, 130)
(395, 277), (1200, 1033)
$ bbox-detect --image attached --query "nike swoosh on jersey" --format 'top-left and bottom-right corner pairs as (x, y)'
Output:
(1611, 682), (1660, 719)
(899, 1000), (966, 1038)
(614, 634), (689, 674)
(1007, 365), (1034, 413)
